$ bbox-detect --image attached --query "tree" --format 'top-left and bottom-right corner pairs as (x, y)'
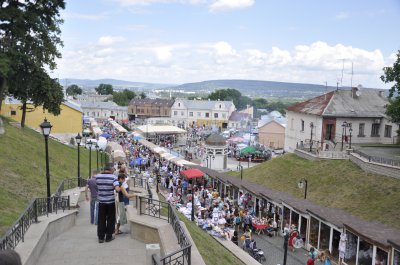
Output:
(112, 89), (136, 106)
(139, 92), (147, 99)
(95, 83), (113, 95)
(66, 84), (82, 96)
(1, 0), (66, 127)
(381, 50), (400, 123)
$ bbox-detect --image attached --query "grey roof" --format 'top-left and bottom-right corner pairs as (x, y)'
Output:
(77, 101), (127, 111)
(323, 90), (388, 118)
(205, 133), (227, 146)
(64, 100), (83, 113)
(129, 98), (174, 107)
(178, 99), (234, 110)
(258, 116), (287, 128)
(228, 111), (250, 121)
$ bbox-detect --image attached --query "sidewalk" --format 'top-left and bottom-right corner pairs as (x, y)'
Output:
(36, 200), (146, 265)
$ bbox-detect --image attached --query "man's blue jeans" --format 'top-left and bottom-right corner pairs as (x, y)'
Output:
(90, 199), (99, 225)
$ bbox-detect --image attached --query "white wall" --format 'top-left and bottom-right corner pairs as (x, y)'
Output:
(284, 111), (323, 152)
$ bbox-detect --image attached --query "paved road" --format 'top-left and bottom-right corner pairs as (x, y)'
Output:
(36, 200), (146, 265)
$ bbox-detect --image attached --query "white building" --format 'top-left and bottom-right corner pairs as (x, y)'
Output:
(77, 101), (128, 121)
(170, 99), (235, 129)
(284, 88), (399, 152)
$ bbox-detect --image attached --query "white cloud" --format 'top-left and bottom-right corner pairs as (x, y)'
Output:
(97, 36), (125, 46)
(55, 40), (389, 88)
(209, 0), (254, 12)
(114, 0), (207, 6)
(335, 11), (349, 20)
(62, 11), (109, 21)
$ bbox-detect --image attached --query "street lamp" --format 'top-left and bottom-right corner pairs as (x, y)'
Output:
(75, 133), (82, 187)
(341, 121), (347, 151)
(247, 155), (251, 168)
(349, 126), (353, 149)
(237, 164), (243, 181)
(40, 118), (52, 213)
(309, 122), (314, 152)
(204, 157), (209, 168)
(95, 143), (99, 170)
(298, 178), (308, 199)
(87, 140), (93, 178)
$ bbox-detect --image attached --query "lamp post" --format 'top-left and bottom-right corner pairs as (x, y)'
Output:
(349, 126), (353, 149)
(298, 178), (308, 199)
(341, 121), (347, 151)
(95, 143), (99, 171)
(309, 122), (314, 152)
(237, 164), (243, 181)
(75, 133), (82, 187)
(40, 118), (52, 213)
(247, 155), (251, 168)
(100, 150), (103, 170)
(87, 140), (93, 178)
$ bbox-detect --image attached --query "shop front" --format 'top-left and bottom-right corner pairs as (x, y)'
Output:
(282, 202), (309, 247)
(308, 212), (342, 263)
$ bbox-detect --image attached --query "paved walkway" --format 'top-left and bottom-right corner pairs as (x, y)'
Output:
(252, 233), (309, 265)
(36, 200), (146, 265)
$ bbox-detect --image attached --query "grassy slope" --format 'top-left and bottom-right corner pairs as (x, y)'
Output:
(0, 117), (96, 234)
(229, 154), (400, 229)
(158, 194), (244, 265)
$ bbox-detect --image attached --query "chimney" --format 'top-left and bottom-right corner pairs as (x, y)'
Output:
(351, 87), (357, 98)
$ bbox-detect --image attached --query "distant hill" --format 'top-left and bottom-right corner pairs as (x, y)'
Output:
(59, 78), (173, 90)
(168, 79), (343, 99)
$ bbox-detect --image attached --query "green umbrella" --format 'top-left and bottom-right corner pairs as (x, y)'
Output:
(240, 146), (257, 154)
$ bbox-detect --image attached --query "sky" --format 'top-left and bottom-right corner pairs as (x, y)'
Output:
(54, 0), (400, 88)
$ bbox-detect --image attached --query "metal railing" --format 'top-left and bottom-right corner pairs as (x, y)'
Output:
(352, 149), (400, 168)
(139, 196), (192, 265)
(0, 195), (70, 250)
(132, 177), (145, 188)
(54, 177), (87, 197)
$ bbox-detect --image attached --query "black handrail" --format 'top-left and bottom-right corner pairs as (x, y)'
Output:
(139, 196), (192, 265)
(0, 195), (70, 250)
(352, 149), (400, 167)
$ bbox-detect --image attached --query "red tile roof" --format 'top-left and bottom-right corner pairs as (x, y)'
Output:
(286, 91), (335, 116)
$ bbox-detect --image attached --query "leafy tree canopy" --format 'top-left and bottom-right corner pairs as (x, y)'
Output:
(113, 89), (136, 106)
(66, 84), (82, 96)
(139, 92), (147, 99)
(95, 83), (113, 95)
(381, 50), (400, 123)
(1, 0), (65, 126)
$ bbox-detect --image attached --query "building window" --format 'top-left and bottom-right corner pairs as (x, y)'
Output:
(174, 111), (177, 116)
(205, 113), (209, 118)
(371, 123), (380, 137)
(384, 125), (392, 138)
(181, 111), (184, 116)
(189, 112), (193, 117)
(178, 103), (180, 107)
(301, 120), (305, 132)
(358, 123), (365, 137)
(10, 110), (16, 116)
(214, 113), (218, 118)
(219, 104), (221, 109)
(197, 112), (201, 117)
(222, 113), (226, 119)
(97, 112), (99, 117)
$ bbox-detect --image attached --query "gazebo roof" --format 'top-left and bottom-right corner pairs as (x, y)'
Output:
(205, 133), (227, 146)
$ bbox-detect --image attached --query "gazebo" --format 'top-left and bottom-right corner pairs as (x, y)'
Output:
(204, 134), (228, 170)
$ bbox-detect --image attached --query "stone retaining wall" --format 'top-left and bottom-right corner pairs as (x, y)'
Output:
(350, 153), (400, 180)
